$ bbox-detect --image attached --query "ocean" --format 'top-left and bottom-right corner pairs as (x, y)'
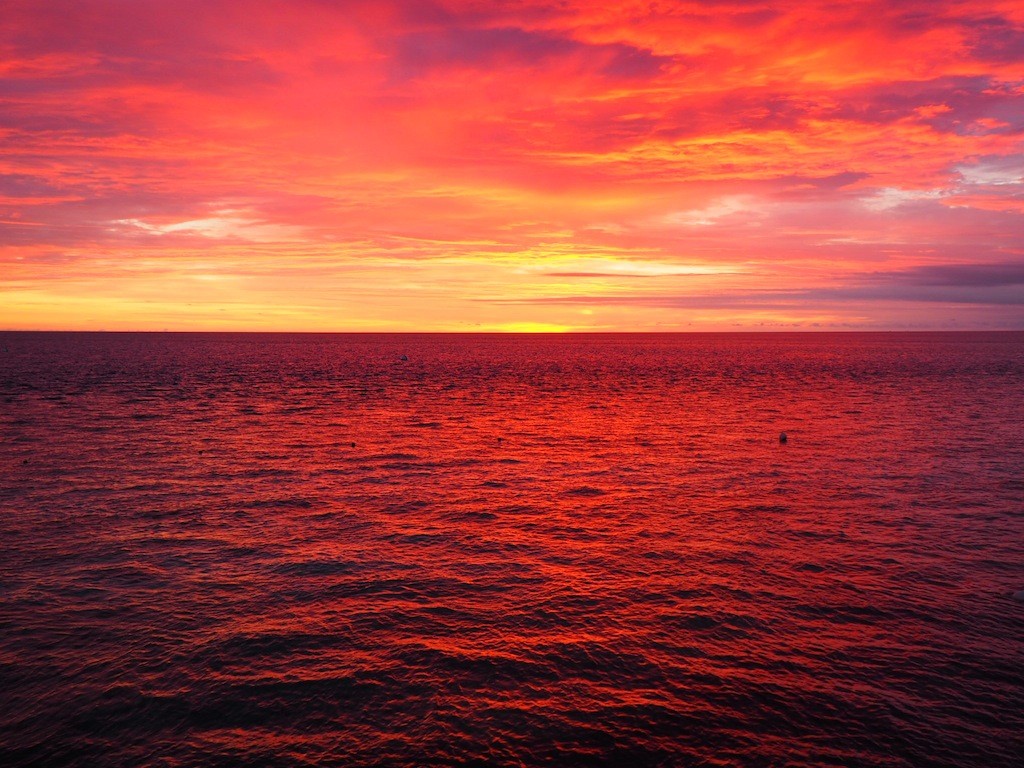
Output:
(1, 332), (1022, 767)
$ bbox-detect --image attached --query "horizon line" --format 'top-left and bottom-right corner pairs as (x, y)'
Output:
(4, 329), (1023, 335)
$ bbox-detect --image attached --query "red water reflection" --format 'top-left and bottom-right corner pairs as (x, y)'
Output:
(1, 332), (1022, 766)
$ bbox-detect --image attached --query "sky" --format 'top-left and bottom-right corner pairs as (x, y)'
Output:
(1, 0), (1023, 331)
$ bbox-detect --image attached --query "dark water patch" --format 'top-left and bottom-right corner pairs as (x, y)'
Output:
(537, 641), (668, 686)
(794, 562), (827, 573)
(383, 499), (433, 514)
(322, 576), (478, 602)
(734, 503), (791, 513)
(232, 468), (298, 479)
(787, 601), (891, 625)
(445, 456), (484, 467)
(461, 509), (498, 521)
(195, 630), (357, 664)
(563, 486), (606, 497)
(270, 559), (360, 577)
(276, 405), (319, 414)
(247, 498), (315, 510)
(393, 645), (559, 688)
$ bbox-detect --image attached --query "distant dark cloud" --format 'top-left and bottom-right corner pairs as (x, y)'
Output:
(389, 27), (668, 81)
(654, 90), (819, 140)
(0, 54), (280, 98)
(484, 261), (1024, 310)
(966, 17), (1024, 63)
(0, 174), (70, 198)
(826, 76), (1024, 134)
(814, 284), (1024, 306)
(885, 262), (1024, 288)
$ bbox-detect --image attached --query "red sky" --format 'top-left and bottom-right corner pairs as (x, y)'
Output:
(2, 0), (1023, 331)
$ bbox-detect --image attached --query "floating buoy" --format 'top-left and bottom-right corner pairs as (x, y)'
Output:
(779, 432), (788, 444)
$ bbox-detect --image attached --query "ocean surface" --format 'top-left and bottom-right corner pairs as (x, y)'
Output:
(1, 331), (1022, 767)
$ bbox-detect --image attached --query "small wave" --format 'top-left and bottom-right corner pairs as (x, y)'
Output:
(233, 468), (297, 478)
(271, 560), (358, 577)
(563, 486), (605, 497)
(794, 562), (827, 573)
(248, 498), (314, 509)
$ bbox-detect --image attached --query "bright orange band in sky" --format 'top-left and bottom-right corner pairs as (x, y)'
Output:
(2, 0), (1023, 330)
